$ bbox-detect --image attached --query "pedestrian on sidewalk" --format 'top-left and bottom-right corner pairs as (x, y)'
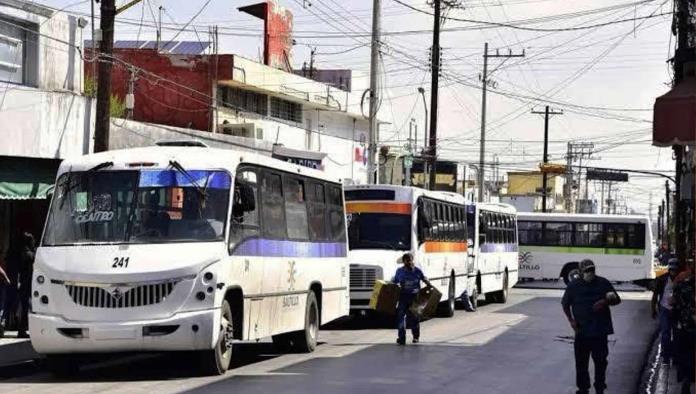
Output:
(0, 260), (10, 338)
(392, 253), (433, 346)
(5, 231), (36, 339)
(671, 258), (694, 394)
(562, 259), (622, 394)
(651, 258), (680, 364)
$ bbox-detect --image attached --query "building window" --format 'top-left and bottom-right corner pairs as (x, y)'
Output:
(219, 86), (268, 116)
(0, 18), (38, 86)
(270, 97), (302, 123)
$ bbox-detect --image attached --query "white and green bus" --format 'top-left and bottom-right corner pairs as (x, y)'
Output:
(517, 213), (656, 286)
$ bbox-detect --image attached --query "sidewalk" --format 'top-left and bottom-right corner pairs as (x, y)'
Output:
(0, 331), (39, 367)
(643, 336), (695, 394)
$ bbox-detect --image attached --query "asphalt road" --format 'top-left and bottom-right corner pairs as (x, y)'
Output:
(0, 287), (656, 394)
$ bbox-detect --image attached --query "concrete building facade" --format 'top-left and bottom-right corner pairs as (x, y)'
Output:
(0, 0), (94, 262)
(86, 48), (370, 184)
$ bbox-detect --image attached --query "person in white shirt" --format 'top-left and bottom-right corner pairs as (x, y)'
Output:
(651, 258), (680, 363)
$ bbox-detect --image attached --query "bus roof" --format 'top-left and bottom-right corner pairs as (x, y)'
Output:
(56, 145), (342, 183)
(476, 202), (517, 215)
(344, 184), (467, 205)
(516, 212), (649, 223)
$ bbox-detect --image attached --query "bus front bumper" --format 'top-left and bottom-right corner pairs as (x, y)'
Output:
(29, 308), (218, 354)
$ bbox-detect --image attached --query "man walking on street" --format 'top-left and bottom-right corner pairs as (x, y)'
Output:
(562, 259), (622, 394)
(651, 258), (680, 363)
(392, 253), (432, 345)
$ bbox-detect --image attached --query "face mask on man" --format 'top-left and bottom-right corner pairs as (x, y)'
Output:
(582, 271), (596, 282)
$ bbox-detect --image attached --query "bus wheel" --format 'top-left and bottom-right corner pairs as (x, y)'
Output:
(291, 291), (319, 353)
(45, 354), (80, 378)
(469, 287), (478, 311)
(199, 299), (233, 375)
(492, 272), (509, 304)
(437, 275), (456, 317)
(562, 263), (580, 285)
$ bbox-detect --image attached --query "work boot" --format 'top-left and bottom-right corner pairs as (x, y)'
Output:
(396, 338), (405, 346)
(412, 337), (419, 344)
(17, 331), (29, 339)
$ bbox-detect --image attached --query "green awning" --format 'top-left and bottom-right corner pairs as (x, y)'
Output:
(0, 157), (59, 200)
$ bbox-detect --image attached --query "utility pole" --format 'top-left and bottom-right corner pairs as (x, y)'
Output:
(672, 0), (692, 262)
(94, 0), (144, 153)
(90, 0), (96, 87)
(665, 180), (671, 250)
(157, 6), (163, 51)
(658, 203), (663, 244)
(94, 0), (116, 153)
(367, 0), (381, 184)
(531, 105), (563, 212)
(427, 0), (441, 191)
(478, 43), (525, 201)
(661, 199), (666, 244)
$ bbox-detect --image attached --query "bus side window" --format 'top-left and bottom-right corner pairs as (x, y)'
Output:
(283, 176), (309, 241)
(307, 182), (327, 241)
(328, 185), (346, 242)
(229, 168), (260, 248)
(261, 171), (286, 239)
(417, 200), (430, 244)
(479, 212), (487, 246)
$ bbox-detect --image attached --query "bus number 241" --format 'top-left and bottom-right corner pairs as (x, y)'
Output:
(112, 257), (130, 268)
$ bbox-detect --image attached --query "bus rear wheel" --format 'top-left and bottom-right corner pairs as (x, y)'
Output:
(490, 272), (509, 304)
(562, 263), (580, 285)
(290, 291), (320, 353)
(437, 275), (456, 318)
(199, 299), (234, 375)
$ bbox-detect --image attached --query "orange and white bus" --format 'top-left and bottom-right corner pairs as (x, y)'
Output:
(345, 185), (472, 317)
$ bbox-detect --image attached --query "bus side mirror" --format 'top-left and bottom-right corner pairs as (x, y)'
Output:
(232, 183), (256, 223)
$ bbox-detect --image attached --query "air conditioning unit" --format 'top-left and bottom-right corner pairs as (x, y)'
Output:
(218, 122), (264, 140)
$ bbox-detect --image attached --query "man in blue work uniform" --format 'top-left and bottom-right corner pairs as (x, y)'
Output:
(562, 259), (621, 394)
(392, 253), (433, 345)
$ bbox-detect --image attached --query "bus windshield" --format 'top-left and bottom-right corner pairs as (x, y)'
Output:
(43, 169), (231, 246)
(347, 212), (411, 251)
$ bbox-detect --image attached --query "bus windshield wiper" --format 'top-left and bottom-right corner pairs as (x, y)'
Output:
(168, 160), (208, 201)
(58, 161), (114, 208)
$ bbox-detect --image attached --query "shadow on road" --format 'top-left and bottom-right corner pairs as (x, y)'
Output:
(180, 297), (654, 394)
(2, 342), (284, 383)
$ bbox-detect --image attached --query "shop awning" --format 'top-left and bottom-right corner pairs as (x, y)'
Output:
(0, 157), (59, 200)
(653, 76), (696, 146)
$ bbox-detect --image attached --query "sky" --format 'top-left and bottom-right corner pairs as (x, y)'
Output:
(42, 0), (678, 215)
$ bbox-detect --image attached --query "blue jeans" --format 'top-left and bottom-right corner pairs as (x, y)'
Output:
(397, 293), (419, 341)
(659, 306), (674, 361)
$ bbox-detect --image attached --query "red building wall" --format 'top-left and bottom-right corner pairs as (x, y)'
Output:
(85, 50), (233, 132)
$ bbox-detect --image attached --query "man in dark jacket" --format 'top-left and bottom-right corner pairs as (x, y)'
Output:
(671, 259), (694, 394)
(651, 258), (680, 363)
(5, 232), (36, 338)
(562, 259), (622, 394)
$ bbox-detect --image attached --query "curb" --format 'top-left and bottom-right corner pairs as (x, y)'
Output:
(0, 339), (40, 368)
(638, 331), (662, 394)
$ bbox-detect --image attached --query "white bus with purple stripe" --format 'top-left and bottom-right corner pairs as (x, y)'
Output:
(466, 203), (519, 306)
(30, 144), (349, 376)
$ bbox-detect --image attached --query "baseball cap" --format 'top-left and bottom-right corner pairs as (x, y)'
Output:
(667, 258), (680, 270)
(579, 259), (596, 273)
